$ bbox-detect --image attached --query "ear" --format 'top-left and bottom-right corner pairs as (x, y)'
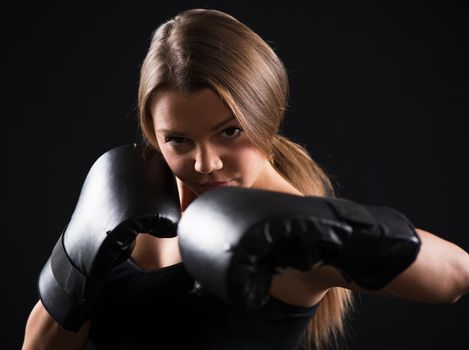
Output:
(176, 178), (199, 212)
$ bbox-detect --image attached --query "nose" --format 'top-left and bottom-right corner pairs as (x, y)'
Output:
(194, 144), (223, 174)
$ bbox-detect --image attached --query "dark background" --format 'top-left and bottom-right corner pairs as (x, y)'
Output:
(6, 1), (468, 349)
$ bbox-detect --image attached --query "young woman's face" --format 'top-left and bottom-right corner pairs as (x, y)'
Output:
(151, 88), (269, 195)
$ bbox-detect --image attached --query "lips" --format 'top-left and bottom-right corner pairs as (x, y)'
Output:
(199, 180), (232, 189)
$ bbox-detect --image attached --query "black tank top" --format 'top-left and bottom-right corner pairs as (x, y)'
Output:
(89, 259), (318, 349)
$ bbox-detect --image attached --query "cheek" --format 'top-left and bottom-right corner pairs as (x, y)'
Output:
(229, 141), (266, 176)
(161, 152), (189, 178)
(155, 136), (186, 176)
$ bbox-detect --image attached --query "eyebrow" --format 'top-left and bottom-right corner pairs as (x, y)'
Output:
(157, 115), (235, 135)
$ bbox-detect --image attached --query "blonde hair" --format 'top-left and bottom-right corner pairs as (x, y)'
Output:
(138, 8), (355, 350)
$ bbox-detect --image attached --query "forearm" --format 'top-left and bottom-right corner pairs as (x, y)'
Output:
(22, 301), (90, 350)
(383, 229), (469, 303)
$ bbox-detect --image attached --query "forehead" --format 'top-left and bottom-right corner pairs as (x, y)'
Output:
(151, 88), (232, 132)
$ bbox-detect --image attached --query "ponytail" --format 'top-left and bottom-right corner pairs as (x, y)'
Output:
(271, 135), (355, 350)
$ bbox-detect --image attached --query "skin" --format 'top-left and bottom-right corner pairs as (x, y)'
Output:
(151, 88), (285, 197)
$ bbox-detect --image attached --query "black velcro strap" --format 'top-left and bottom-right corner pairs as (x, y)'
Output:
(50, 231), (87, 302)
(324, 197), (376, 228)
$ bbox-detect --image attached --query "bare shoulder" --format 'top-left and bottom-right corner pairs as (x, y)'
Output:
(269, 267), (334, 308)
(269, 264), (371, 308)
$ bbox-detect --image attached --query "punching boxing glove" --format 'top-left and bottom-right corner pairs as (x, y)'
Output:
(38, 144), (180, 331)
(178, 187), (421, 310)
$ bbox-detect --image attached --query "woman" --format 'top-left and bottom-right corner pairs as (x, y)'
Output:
(23, 8), (468, 350)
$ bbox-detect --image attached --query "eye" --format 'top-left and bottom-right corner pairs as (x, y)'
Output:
(164, 136), (187, 146)
(221, 126), (243, 139)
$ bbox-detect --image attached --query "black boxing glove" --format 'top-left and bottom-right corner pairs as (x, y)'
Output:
(38, 144), (180, 331)
(178, 186), (421, 310)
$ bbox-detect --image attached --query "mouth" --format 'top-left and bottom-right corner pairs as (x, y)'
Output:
(199, 180), (234, 189)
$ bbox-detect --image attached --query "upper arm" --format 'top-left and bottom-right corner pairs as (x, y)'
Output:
(22, 300), (91, 350)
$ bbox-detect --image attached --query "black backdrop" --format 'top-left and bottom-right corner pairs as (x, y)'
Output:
(6, 1), (468, 349)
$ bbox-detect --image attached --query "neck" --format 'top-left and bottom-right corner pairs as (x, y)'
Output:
(176, 177), (199, 212)
(252, 159), (303, 196)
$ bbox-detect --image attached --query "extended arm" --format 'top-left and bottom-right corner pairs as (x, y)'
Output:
(314, 228), (469, 303)
(177, 187), (468, 309)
